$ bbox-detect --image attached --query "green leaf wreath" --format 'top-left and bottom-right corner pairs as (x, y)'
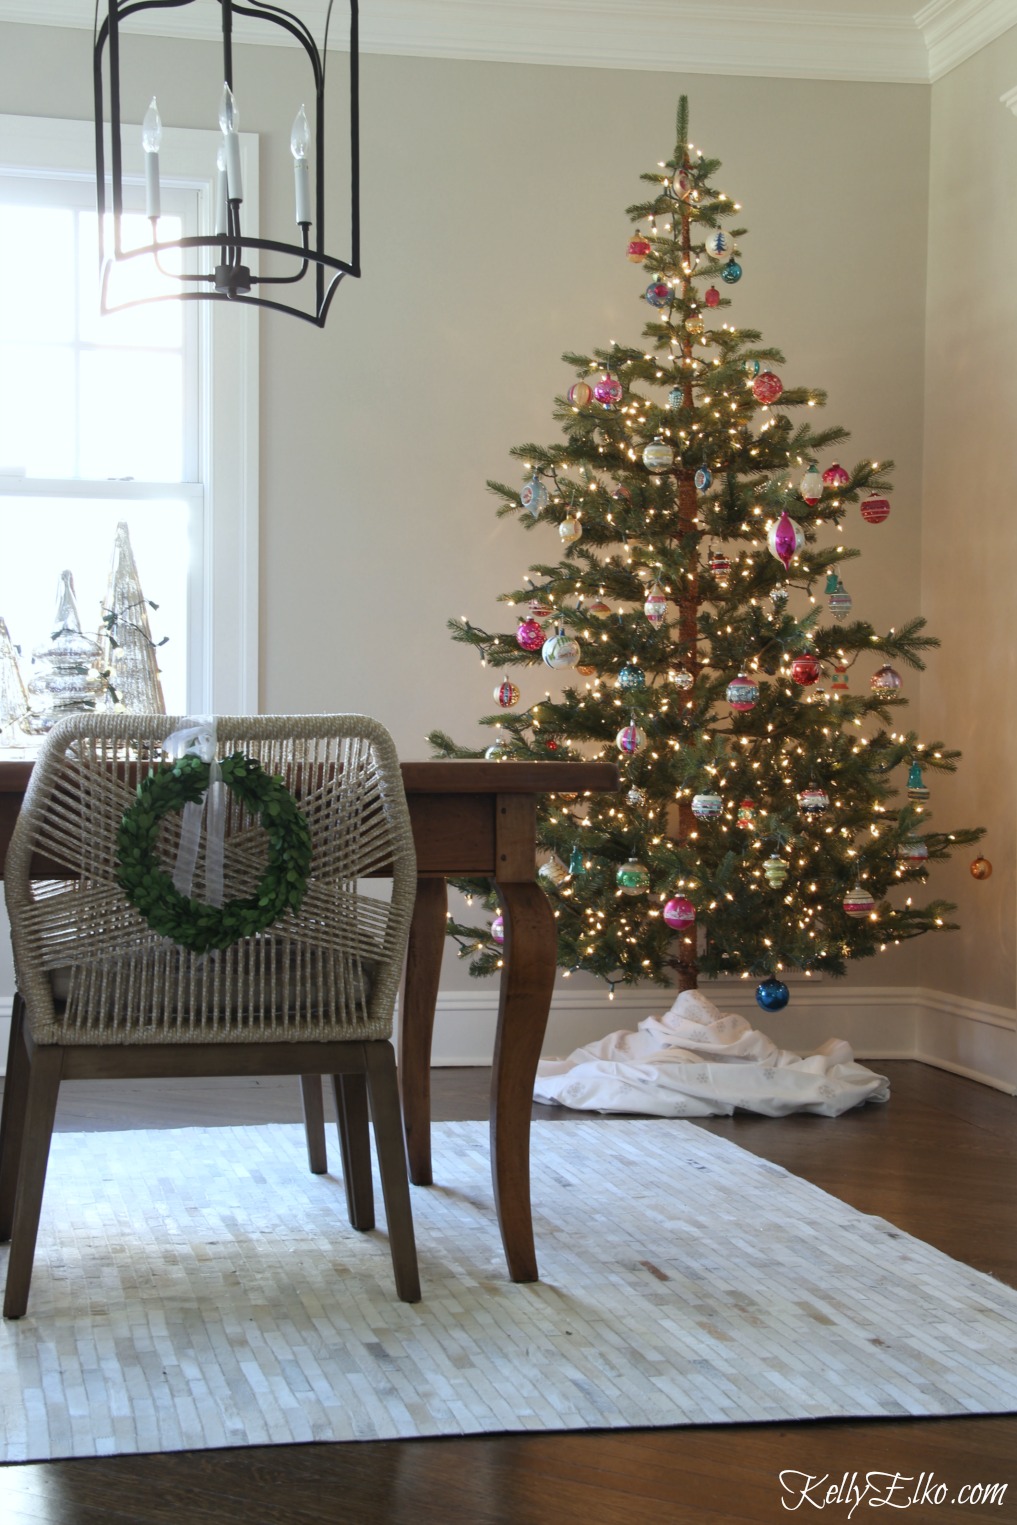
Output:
(115, 751), (313, 954)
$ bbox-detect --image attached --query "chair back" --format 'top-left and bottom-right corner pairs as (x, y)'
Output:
(5, 713), (416, 1047)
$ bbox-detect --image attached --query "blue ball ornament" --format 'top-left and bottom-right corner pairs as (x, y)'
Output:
(721, 258), (742, 284)
(694, 465), (713, 491)
(755, 977), (789, 1012)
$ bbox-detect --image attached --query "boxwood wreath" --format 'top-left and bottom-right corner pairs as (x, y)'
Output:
(115, 751), (313, 954)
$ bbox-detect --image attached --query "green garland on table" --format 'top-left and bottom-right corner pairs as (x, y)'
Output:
(116, 751), (312, 954)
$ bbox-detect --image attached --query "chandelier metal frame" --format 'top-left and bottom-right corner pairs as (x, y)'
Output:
(93, 0), (360, 326)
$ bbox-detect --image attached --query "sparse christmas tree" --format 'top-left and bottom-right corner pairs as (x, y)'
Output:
(429, 98), (982, 1004)
(99, 521), (167, 713)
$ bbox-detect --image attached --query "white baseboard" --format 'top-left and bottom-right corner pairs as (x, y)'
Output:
(1, 987), (1013, 1094)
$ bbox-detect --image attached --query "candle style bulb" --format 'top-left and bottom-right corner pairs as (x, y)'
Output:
(214, 144), (228, 237)
(291, 103), (311, 225)
(142, 96), (162, 220)
(218, 83), (243, 204)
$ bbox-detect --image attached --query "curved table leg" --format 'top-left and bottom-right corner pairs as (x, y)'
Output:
(491, 878), (557, 1283)
(398, 875), (447, 1186)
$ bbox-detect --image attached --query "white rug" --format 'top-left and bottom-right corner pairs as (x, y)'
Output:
(2, 1119), (1016, 1462)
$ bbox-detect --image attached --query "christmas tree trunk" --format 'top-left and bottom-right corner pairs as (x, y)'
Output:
(429, 98), (982, 1006)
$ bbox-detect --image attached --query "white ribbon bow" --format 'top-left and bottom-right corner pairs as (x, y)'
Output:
(164, 719), (226, 908)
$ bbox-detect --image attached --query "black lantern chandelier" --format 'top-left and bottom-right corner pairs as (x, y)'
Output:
(93, 0), (360, 326)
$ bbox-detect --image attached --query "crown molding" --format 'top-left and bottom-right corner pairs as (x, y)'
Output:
(1, 1), (1014, 84)
(916, 0), (1017, 80)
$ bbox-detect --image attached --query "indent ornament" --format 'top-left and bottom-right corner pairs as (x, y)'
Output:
(594, 373), (623, 407)
(516, 618), (545, 652)
(695, 465), (713, 491)
(645, 281), (671, 308)
(520, 474), (548, 514)
(768, 511), (802, 569)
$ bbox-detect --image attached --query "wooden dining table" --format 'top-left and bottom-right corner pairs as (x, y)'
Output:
(0, 754), (619, 1284)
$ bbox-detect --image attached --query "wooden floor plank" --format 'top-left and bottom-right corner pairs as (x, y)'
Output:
(1, 1061), (1015, 1524)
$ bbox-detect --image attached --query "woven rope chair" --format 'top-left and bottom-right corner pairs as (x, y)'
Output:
(0, 713), (420, 1317)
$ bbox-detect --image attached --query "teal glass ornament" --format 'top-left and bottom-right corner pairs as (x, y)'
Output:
(756, 977), (789, 1011)
(618, 663), (646, 690)
(568, 844), (586, 876)
(907, 762), (930, 802)
(668, 384), (684, 409)
(721, 258), (742, 284)
(616, 859), (650, 895)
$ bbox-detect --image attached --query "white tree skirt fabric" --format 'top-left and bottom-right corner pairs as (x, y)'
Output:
(535, 989), (889, 1118)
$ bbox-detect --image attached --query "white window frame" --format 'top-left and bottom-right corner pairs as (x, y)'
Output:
(0, 113), (259, 713)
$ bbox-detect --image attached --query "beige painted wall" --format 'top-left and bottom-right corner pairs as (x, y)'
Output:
(1, 21), (964, 1013)
(922, 27), (1017, 1013)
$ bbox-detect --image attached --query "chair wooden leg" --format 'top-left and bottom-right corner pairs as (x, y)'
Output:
(3, 1041), (63, 1320)
(299, 1075), (328, 1174)
(0, 994), (29, 1243)
(332, 1069), (374, 1231)
(364, 1041), (420, 1304)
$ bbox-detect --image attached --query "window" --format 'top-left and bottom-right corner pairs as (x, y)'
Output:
(0, 114), (258, 719)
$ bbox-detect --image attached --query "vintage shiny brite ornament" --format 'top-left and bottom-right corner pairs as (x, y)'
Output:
(752, 369), (783, 404)
(770, 585), (789, 610)
(626, 786), (646, 807)
(709, 551), (732, 582)
(768, 512), (802, 568)
(576, 664), (597, 677)
(559, 516), (582, 545)
(898, 837), (928, 867)
(830, 664), (849, 694)
(642, 437), (674, 472)
(668, 385), (684, 409)
(799, 465), (823, 506)
(744, 358), (760, 377)
(616, 721), (646, 755)
(721, 258), (742, 284)
(704, 286), (720, 308)
(755, 977), (789, 1012)
(970, 856), (993, 880)
(490, 913), (504, 944)
(538, 855), (570, 886)
(797, 786), (830, 814)
(494, 678), (520, 708)
(763, 856), (788, 887)
(645, 281), (671, 308)
(843, 884), (876, 918)
(586, 599), (611, 616)
(822, 462), (850, 489)
(618, 663), (646, 690)
(694, 465), (713, 491)
(528, 596), (553, 618)
(593, 373), (623, 406)
(663, 895), (696, 930)
(861, 494), (891, 525)
(669, 664), (694, 690)
(791, 652), (821, 686)
(616, 859), (650, 895)
(644, 584), (668, 626)
(871, 665), (902, 697)
(685, 311), (705, 335)
(828, 579), (852, 621)
(727, 673), (759, 712)
(568, 845), (586, 876)
(626, 236), (652, 263)
(736, 799), (756, 830)
(484, 738), (511, 761)
(542, 627), (581, 669)
(671, 166), (693, 200)
(520, 475), (547, 514)
(516, 618), (545, 652)
(705, 230), (733, 260)
(691, 791), (723, 821)
(906, 762), (929, 802)
(567, 380), (593, 407)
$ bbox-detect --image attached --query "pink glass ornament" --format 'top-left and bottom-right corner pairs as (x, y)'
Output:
(752, 370), (784, 405)
(490, 913), (505, 944)
(594, 373), (623, 406)
(663, 895), (696, 930)
(616, 721), (646, 755)
(644, 587), (668, 626)
(704, 286), (720, 308)
(627, 236), (652, 262)
(871, 664), (902, 696)
(516, 618), (544, 652)
(726, 673), (759, 712)
(843, 885), (875, 919)
(771, 511), (798, 569)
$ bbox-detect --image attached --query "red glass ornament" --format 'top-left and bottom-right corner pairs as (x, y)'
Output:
(528, 597), (553, 618)
(494, 678), (520, 708)
(822, 462), (850, 488)
(871, 664), (902, 696)
(704, 286), (720, 308)
(791, 653), (820, 686)
(611, 486), (631, 503)
(752, 371), (784, 405)
(971, 856), (993, 880)
(627, 236), (652, 263)
(861, 495), (891, 525)
(516, 619), (545, 652)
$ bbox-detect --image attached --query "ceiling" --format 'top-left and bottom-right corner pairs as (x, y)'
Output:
(1, 0), (1015, 83)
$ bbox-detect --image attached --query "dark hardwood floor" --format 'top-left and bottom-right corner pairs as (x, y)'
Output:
(2, 1060), (1016, 1524)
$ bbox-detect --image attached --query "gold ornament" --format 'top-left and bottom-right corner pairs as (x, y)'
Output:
(970, 856), (993, 880)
